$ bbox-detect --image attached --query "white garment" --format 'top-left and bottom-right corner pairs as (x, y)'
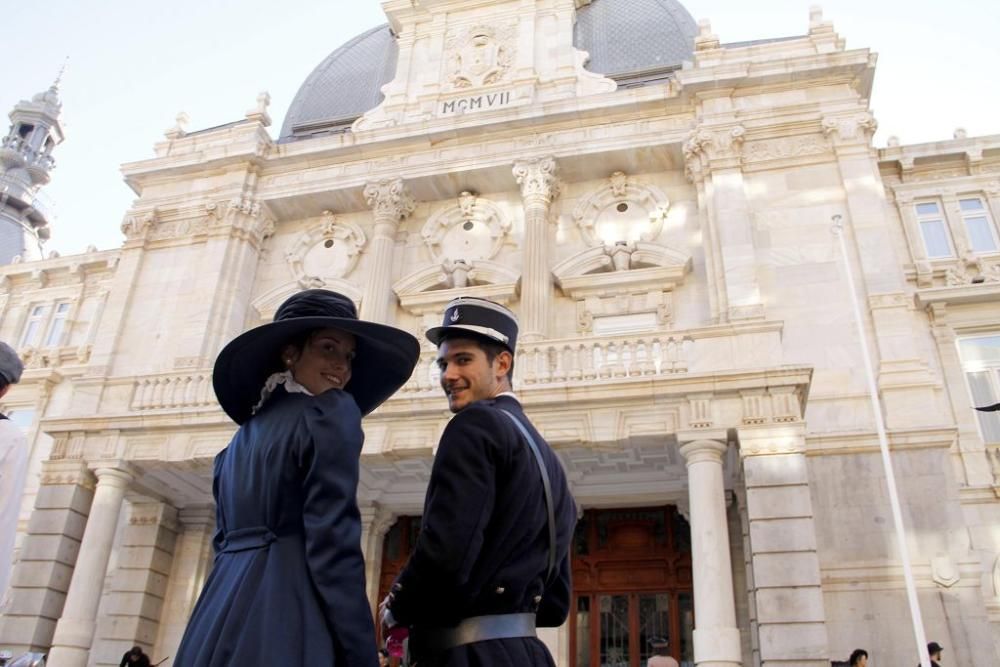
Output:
(0, 417), (28, 607)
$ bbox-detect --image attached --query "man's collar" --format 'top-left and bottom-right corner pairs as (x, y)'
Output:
(495, 391), (520, 402)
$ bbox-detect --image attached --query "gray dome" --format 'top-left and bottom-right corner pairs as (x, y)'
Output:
(279, 25), (398, 141)
(280, 0), (696, 141)
(574, 0), (697, 77)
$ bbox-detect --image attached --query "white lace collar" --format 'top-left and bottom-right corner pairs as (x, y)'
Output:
(251, 370), (314, 416)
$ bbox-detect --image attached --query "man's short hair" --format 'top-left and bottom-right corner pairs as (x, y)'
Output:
(849, 649), (868, 665)
(439, 331), (515, 381)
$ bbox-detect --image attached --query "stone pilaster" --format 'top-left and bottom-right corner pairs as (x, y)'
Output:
(152, 506), (215, 662)
(362, 178), (415, 324)
(359, 504), (396, 612)
(92, 502), (179, 667)
(48, 464), (134, 667)
(678, 434), (742, 667)
(0, 460), (95, 655)
(513, 157), (560, 342)
(738, 424), (829, 666)
(197, 195), (275, 361)
(825, 112), (941, 428)
(683, 124), (763, 323)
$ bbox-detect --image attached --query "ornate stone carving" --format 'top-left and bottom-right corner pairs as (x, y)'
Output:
(513, 157), (560, 206)
(572, 171), (671, 247)
(421, 191), (511, 263)
(822, 112), (879, 144)
(444, 24), (517, 90)
(742, 135), (830, 163)
(285, 211), (367, 288)
(682, 125), (746, 181)
(364, 178), (415, 225)
(120, 208), (158, 241)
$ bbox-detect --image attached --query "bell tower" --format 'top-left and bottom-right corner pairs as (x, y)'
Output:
(0, 75), (65, 263)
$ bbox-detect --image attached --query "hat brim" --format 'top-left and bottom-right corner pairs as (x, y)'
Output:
(213, 316), (419, 424)
(425, 324), (513, 351)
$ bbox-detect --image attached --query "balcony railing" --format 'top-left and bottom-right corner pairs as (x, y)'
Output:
(130, 372), (216, 411)
(400, 332), (693, 395)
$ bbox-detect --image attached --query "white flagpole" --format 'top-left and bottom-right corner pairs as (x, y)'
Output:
(832, 215), (931, 667)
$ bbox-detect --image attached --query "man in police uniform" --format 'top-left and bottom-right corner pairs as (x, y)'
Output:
(381, 297), (576, 666)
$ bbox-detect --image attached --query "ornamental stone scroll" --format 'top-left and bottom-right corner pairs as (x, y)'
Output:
(572, 171), (671, 248)
(285, 212), (367, 289)
(420, 191), (511, 264)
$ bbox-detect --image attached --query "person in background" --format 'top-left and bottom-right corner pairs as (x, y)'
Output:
(647, 637), (679, 667)
(849, 648), (868, 667)
(119, 646), (151, 667)
(0, 342), (27, 608)
(924, 641), (943, 667)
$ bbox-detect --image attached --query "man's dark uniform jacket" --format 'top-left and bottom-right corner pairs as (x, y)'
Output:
(389, 394), (576, 666)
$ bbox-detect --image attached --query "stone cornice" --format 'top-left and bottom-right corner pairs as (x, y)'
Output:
(804, 426), (958, 456)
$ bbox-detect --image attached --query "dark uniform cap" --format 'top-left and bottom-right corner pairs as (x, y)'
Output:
(426, 297), (518, 353)
(0, 342), (23, 385)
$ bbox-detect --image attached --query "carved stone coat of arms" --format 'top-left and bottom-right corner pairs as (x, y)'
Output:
(445, 24), (516, 89)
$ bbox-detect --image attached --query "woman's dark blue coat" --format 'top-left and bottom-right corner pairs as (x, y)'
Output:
(174, 386), (378, 667)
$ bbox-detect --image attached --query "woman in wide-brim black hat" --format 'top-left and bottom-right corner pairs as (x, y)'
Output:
(175, 289), (419, 667)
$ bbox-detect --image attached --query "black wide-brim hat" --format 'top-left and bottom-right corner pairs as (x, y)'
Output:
(213, 289), (420, 424)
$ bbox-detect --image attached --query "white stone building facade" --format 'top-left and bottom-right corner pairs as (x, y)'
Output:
(1, 1), (999, 666)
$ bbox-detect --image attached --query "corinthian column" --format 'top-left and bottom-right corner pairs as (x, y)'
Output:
(678, 436), (741, 667)
(513, 157), (560, 342)
(48, 465), (134, 667)
(361, 178), (415, 324)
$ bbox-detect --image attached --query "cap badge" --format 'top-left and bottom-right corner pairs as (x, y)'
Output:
(450, 308), (460, 323)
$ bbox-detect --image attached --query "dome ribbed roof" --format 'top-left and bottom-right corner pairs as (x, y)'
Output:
(279, 0), (696, 141)
(574, 0), (697, 76)
(279, 25), (397, 141)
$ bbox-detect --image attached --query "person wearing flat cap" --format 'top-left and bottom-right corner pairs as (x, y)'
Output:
(380, 297), (577, 667)
(175, 290), (419, 667)
(0, 342), (27, 606)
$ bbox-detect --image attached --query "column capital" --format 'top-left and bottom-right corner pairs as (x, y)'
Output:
(364, 178), (415, 224)
(90, 462), (135, 489)
(678, 438), (728, 466)
(360, 504), (397, 537)
(513, 156), (560, 206)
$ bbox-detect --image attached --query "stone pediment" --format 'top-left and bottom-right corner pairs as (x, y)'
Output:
(553, 242), (691, 299)
(393, 260), (519, 316)
(252, 281), (362, 322)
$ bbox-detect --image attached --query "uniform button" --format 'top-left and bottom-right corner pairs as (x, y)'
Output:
(495, 586), (505, 594)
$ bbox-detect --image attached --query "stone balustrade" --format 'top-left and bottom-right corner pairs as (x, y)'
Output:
(400, 332), (693, 395)
(130, 372), (216, 411)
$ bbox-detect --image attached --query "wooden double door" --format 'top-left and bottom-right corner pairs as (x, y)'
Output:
(377, 506), (694, 667)
(571, 506), (694, 667)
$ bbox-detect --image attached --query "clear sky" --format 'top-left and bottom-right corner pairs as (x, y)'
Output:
(2, 0), (997, 256)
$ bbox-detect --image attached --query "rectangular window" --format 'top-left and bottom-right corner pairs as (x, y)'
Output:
(20, 304), (51, 347)
(959, 197), (999, 253)
(957, 335), (1000, 443)
(915, 201), (954, 258)
(44, 302), (71, 347)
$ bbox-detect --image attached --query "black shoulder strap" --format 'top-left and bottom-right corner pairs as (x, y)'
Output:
(499, 409), (557, 584)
